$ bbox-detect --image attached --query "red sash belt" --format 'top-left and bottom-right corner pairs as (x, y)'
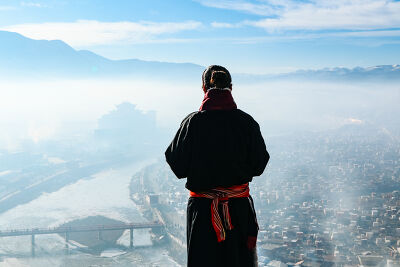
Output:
(190, 183), (250, 242)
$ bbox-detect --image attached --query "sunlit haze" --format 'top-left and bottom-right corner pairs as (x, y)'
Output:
(0, 1), (399, 266)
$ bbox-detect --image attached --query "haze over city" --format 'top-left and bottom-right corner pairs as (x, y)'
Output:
(0, 1), (399, 266)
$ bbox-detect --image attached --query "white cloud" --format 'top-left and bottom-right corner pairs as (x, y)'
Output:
(21, 2), (44, 8)
(330, 29), (400, 38)
(211, 22), (241, 28)
(249, 0), (400, 31)
(200, 0), (400, 32)
(195, 0), (279, 16)
(1, 20), (203, 47)
(233, 29), (400, 43)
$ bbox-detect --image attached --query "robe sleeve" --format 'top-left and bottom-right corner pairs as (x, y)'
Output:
(250, 121), (270, 177)
(165, 113), (196, 179)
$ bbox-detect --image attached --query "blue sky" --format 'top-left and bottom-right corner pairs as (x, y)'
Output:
(1, 0), (400, 73)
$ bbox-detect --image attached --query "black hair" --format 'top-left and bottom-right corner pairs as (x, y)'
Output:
(210, 71), (230, 89)
(202, 65), (232, 89)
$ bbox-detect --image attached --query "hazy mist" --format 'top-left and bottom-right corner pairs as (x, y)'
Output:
(1, 78), (398, 151)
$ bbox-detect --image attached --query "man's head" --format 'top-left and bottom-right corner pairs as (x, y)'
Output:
(202, 65), (232, 92)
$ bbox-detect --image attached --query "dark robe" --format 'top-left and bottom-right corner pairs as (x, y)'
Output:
(165, 89), (269, 266)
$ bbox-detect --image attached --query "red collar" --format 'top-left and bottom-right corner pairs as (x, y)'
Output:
(199, 88), (237, 111)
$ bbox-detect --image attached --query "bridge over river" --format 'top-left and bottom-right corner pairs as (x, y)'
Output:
(0, 221), (164, 257)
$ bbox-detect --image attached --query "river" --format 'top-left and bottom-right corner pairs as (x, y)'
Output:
(0, 159), (181, 266)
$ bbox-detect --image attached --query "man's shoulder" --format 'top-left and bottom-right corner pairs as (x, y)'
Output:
(234, 109), (255, 119)
(234, 109), (259, 126)
(180, 111), (200, 126)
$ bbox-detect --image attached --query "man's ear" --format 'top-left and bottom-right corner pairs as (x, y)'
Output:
(202, 84), (207, 93)
(229, 84), (233, 91)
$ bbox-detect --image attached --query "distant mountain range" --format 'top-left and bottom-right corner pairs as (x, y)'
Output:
(0, 30), (203, 80)
(0, 30), (399, 82)
(236, 64), (400, 83)
(275, 64), (400, 82)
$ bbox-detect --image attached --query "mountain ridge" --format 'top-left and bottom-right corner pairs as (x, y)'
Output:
(0, 30), (204, 79)
(0, 30), (399, 81)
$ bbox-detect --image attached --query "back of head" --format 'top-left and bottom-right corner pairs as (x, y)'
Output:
(210, 71), (230, 89)
(202, 65), (232, 90)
